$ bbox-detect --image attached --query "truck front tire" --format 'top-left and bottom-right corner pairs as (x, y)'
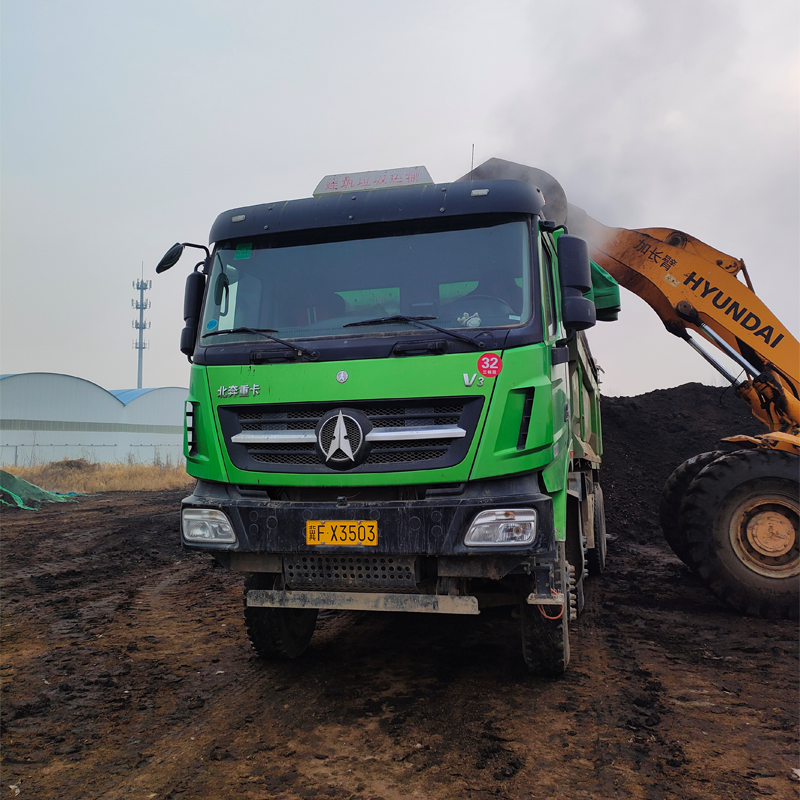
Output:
(520, 598), (570, 678)
(243, 573), (318, 659)
(520, 547), (571, 677)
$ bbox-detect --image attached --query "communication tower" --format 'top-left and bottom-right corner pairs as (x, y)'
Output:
(132, 267), (152, 389)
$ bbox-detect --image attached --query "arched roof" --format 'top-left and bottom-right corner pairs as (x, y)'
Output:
(110, 387), (187, 405)
(0, 373), (187, 426)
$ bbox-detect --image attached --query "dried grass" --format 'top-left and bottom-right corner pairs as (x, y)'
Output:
(4, 458), (194, 494)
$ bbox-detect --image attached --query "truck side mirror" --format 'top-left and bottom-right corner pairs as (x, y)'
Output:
(156, 243), (185, 273)
(557, 235), (596, 331)
(156, 241), (211, 274)
(180, 270), (206, 358)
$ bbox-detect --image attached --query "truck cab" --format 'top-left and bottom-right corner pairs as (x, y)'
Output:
(160, 165), (619, 676)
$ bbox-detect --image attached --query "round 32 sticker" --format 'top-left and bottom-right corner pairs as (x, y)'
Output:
(477, 353), (503, 377)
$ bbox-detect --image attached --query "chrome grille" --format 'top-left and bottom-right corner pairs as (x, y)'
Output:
(219, 396), (483, 474)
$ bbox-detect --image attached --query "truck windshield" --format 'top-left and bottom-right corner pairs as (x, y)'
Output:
(200, 216), (532, 344)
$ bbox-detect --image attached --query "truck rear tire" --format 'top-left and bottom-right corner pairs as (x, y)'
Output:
(659, 450), (725, 567)
(520, 550), (570, 677)
(243, 573), (318, 659)
(680, 449), (799, 619)
(586, 483), (607, 576)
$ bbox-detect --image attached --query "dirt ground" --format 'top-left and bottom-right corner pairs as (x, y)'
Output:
(2, 383), (798, 800)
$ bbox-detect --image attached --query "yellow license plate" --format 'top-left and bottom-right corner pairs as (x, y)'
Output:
(306, 520), (378, 546)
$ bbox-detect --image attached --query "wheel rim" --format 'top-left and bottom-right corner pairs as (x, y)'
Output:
(729, 493), (800, 579)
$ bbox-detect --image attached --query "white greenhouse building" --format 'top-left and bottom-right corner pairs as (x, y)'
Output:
(0, 373), (187, 467)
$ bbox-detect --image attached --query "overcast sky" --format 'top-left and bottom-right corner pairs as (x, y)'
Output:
(1, 0), (797, 396)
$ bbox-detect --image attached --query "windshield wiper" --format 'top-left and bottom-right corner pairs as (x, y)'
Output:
(202, 327), (319, 360)
(343, 315), (488, 349)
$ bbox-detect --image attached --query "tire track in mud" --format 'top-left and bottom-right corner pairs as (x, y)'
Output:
(589, 542), (798, 800)
(130, 609), (533, 800)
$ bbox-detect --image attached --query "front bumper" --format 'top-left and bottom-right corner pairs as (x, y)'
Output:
(181, 474), (555, 558)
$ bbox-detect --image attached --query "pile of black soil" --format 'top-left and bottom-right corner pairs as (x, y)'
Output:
(599, 382), (765, 546)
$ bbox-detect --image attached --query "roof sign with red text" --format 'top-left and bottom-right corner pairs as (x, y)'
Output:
(313, 167), (434, 197)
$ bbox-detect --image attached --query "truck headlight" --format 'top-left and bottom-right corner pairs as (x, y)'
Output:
(182, 508), (237, 544)
(464, 509), (537, 546)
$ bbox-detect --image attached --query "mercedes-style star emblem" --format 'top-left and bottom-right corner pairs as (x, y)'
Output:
(324, 411), (354, 462)
(314, 408), (373, 470)
(336, 370), (348, 383)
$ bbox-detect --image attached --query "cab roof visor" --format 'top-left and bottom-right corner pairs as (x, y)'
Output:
(208, 180), (546, 244)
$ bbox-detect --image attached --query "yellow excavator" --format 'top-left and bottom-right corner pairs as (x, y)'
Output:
(467, 159), (799, 619)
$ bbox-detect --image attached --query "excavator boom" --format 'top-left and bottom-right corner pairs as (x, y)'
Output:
(572, 214), (797, 379)
(568, 210), (800, 447)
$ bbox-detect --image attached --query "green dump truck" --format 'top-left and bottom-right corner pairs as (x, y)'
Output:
(156, 159), (620, 676)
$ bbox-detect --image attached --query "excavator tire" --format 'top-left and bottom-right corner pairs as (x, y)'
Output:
(243, 573), (318, 659)
(659, 450), (726, 568)
(586, 483), (607, 576)
(520, 544), (570, 677)
(680, 449), (799, 619)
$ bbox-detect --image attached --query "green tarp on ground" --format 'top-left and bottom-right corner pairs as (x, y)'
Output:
(0, 470), (80, 510)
